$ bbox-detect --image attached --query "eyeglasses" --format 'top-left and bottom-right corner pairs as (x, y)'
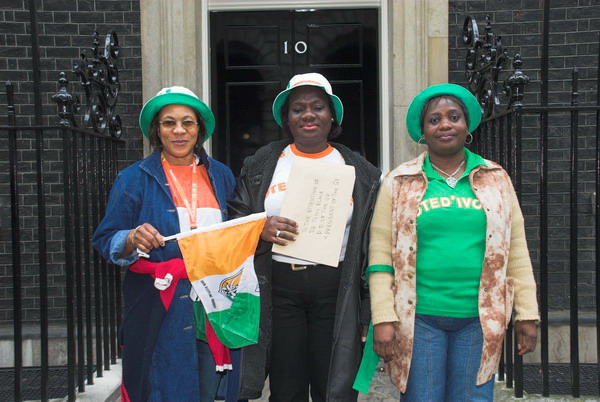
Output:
(158, 120), (199, 130)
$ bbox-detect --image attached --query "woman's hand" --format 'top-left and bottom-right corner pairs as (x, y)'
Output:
(124, 223), (165, 256)
(373, 322), (396, 362)
(515, 320), (537, 355)
(261, 216), (299, 246)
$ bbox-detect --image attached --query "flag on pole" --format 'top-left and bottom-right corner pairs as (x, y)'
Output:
(175, 213), (266, 348)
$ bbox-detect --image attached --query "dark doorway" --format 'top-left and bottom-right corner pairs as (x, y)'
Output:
(210, 9), (379, 175)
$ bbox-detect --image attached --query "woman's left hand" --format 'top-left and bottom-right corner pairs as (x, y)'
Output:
(515, 320), (537, 355)
(260, 216), (299, 246)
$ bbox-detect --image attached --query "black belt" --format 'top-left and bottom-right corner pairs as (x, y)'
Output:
(274, 261), (341, 271)
(273, 260), (316, 271)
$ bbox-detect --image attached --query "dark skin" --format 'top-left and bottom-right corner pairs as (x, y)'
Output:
(261, 86), (333, 246)
(422, 97), (469, 177)
(373, 97), (537, 361)
(264, 86), (368, 342)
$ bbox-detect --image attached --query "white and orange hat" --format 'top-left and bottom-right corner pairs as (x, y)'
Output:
(272, 73), (344, 127)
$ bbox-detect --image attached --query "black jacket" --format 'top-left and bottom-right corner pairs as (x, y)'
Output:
(228, 140), (380, 401)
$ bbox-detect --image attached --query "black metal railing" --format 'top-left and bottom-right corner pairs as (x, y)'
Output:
(0, 27), (124, 402)
(463, 7), (600, 398)
(1, 87), (123, 402)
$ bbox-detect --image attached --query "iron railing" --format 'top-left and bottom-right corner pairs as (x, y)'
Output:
(0, 24), (124, 402)
(464, 5), (600, 398)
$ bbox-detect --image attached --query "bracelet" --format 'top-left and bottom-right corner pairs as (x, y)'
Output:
(130, 225), (142, 248)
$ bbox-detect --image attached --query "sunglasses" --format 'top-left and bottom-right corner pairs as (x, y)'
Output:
(158, 120), (199, 130)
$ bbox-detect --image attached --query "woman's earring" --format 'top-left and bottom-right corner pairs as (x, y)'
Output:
(331, 117), (334, 122)
(465, 133), (473, 144)
(418, 138), (428, 150)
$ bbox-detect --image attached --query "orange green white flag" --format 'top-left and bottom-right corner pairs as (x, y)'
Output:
(173, 212), (266, 348)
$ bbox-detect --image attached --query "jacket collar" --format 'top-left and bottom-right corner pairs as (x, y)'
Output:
(140, 148), (212, 174)
(389, 152), (428, 177)
(138, 148), (213, 203)
(390, 149), (501, 179)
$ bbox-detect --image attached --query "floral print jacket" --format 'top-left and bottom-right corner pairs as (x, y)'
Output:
(385, 152), (539, 392)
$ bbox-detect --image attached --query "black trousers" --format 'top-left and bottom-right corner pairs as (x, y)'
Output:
(268, 261), (342, 402)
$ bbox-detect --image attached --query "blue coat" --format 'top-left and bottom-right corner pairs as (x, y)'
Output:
(92, 149), (236, 401)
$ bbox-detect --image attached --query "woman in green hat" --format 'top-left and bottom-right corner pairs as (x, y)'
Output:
(228, 73), (381, 401)
(92, 86), (239, 401)
(367, 84), (539, 400)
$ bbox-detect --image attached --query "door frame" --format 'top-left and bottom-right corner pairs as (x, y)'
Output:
(201, 0), (391, 173)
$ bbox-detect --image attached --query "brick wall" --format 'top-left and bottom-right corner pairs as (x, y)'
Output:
(1, 0), (598, 324)
(0, 0), (142, 324)
(450, 0), (600, 312)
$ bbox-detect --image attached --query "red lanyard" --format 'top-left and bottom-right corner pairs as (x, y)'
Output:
(161, 153), (198, 229)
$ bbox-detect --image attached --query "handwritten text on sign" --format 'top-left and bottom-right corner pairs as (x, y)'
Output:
(273, 158), (355, 267)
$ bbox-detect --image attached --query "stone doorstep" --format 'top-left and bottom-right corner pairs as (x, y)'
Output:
(23, 360), (122, 402)
(14, 362), (598, 401)
(0, 325), (104, 367)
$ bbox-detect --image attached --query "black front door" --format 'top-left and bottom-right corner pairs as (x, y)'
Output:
(210, 9), (379, 175)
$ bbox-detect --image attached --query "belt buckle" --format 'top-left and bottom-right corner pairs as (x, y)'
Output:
(291, 264), (307, 271)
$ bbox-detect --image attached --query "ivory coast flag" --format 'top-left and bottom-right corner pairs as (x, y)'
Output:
(176, 212), (266, 348)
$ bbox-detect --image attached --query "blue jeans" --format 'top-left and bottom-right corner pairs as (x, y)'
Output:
(401, 314), (494, 402)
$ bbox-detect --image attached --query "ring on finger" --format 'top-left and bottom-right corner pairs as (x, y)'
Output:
(276, 230), (281, 238)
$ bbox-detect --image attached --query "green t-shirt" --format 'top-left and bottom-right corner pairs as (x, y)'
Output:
(415, 148), (487, 318)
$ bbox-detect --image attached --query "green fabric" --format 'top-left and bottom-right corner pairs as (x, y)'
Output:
(365, 264), (394, 282)
(192, 292), (261, 348)
(353, 321), (377, 393)
(353, 264), (394, 393)
(193, 301), (208, 342)
(406, 83), (482, 142)
(416, 148), (487, 317)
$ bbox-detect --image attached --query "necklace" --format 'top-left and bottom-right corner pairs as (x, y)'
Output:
(430, 160), (465, 188)
(161, 153), (199, 228)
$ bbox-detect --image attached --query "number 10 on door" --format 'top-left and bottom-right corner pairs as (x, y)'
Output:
(283, 41), (307, 54)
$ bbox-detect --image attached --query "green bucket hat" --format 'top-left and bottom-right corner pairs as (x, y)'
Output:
(406, 83), (482, 142)
(139, 86), (215, 141)
(272, 73), (344, 127)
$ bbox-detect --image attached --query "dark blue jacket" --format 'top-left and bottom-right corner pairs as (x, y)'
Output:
(92, 149), (235, 401)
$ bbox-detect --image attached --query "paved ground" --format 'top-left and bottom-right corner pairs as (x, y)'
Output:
(98, 360), (598, 402)
(250, 364), (600, 401)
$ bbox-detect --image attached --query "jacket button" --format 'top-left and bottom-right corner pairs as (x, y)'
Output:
(484, 288), (489, 292)
(409, 220), (414, 224)
(407, 274), (413, 279)
(487, 262), (491, 266)
(408, 300), (413, 305)
(409, 246), (414, 251)
(488, 234), (492, 238)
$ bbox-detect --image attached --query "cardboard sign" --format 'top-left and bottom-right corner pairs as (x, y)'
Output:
(272, 157), (356, 267)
